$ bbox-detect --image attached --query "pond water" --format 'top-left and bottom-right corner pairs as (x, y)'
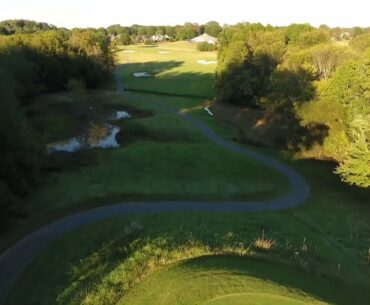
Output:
(47, 110), (130, 153)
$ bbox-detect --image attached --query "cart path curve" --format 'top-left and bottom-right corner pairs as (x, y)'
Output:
(0, 74), (310, 301)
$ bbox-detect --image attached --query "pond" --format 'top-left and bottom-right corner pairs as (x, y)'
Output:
(47, 110), (131, 153)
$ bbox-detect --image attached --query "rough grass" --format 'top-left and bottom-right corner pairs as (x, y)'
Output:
(30, 92), (288, 211)
(5, 197), (370, 305)
(253, 237), (276, 251)
(2, 42), (370, 305)
(4, 150), (370, 304)
(0, 89), (289, 253)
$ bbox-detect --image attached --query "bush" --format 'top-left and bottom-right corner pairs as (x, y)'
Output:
(350, 33), (370, 52)
(197, 42), (216, 52)
(119, 32), (131, 45)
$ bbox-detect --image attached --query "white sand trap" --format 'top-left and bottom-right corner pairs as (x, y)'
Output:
(159, 51), (171, 54)
(204, 106), (214, 116)
(123, 50), (136, 53)
(197, 60), (217, 65)
(133, 72), (151, 78)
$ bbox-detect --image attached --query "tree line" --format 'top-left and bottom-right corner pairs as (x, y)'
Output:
(0, 27), (114, 228)
(215, 23), (370, 188)
(0, 19), (57, 35)
(106, 21), (223, 45)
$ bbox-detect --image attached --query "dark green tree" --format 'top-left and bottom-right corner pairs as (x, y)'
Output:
(205, 21), (222, 37)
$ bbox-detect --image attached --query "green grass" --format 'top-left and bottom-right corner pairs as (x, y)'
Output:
(4, 147), (370, 305)
(117, 42), (217, 98)
(121, 256), (334, 305)
(0, 89), (289, 252)
(31, 91), (288, 211)
(5, 192), (370, 305)
(3, 42), (370, 305)
(4, 134), (369, 304)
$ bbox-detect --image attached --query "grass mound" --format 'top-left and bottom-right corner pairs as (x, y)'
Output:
(5, 205), (369, 305)
(120, 256), (338, 305)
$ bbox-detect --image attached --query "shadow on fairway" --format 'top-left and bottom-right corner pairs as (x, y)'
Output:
(117, 61), (215, 98)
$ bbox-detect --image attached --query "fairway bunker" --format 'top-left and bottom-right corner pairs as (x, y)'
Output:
(133, 72), (152, 77)
(159, 51), (171, 54)
(197, 59), (217, 65)
(123, 50), (136, 53)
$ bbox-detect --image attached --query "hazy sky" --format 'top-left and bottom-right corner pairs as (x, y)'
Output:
(1, 0), (369, 28)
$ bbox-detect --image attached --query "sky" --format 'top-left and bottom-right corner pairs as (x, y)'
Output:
(1, 0), (369, 28)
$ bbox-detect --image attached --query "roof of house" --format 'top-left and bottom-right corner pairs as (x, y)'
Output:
(190, 33), (217, 43)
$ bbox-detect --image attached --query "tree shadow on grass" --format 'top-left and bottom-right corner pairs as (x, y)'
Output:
(117, 61), (215, 98)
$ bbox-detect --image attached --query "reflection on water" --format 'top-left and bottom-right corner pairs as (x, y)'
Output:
(47, 124), (120, 153)
(47, 110), (130, 153)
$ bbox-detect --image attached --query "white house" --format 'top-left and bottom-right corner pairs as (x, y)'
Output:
(151, 34), (170, 42)
(190, 33), (217, 45)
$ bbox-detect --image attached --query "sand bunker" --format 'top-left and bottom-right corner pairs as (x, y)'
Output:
(123, 50), (136, 53)
(159, 51), (171, 54)
(197, 60), (217, 65)
(133, 72), (151, 78)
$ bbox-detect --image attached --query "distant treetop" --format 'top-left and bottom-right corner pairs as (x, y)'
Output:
(0, 19), (56, 35)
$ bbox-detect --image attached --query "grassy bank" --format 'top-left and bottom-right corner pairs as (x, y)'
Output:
(2, 42), (369, 305)
(5, 177), (370, 305)
(1, 89), (289, 252)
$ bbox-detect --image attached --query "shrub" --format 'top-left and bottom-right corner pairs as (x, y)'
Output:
(197, 42), (216, 52)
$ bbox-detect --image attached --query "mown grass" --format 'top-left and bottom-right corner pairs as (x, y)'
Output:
(4, 143), (370, 304)
(31, 91), (288, 210)
(5, 188), (370, 305)
(121, 256), (337, 305)
(116, 41), (217, 98)
(3, 42), (370, 305)
(0, 89), (289, 253)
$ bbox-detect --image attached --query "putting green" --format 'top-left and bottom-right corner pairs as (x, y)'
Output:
(203, 293), (316, 305)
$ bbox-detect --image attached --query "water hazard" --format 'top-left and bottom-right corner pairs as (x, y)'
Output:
(47, 111), (131, 153)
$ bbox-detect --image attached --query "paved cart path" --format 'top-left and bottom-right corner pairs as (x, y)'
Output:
(0, 74), (310, 301)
